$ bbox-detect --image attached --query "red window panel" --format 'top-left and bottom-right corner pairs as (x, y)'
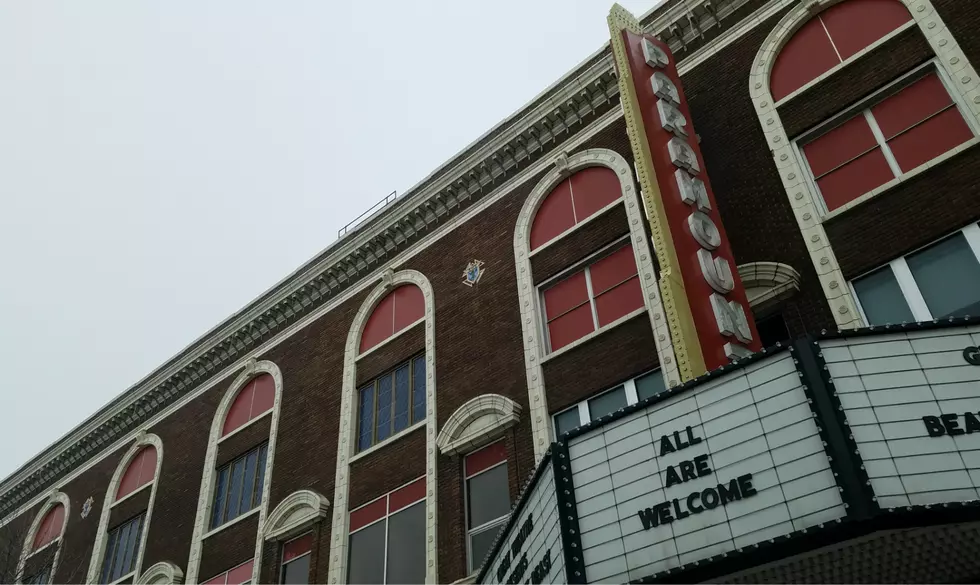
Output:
(547, 304), (595, 351)
(389, 477), (426, 514)
(222, 373), (276, 437)
(116, 446), (158, 501)
(594, 277), (644, 327)
(816, 148), (895, 211)
(283, 533), (313, 562)
(32, 504), (65, 551)
(569, 167), (621, 222)
(530, 180), (575, 250)
(803, 114), (878, 177)
(542, 271), (589, 320)
(250, 372), (275, 416)
(359, 285), (425, 353)
(464, 442), (508, 478)
(820, 0), (911, 61)
(393, 285), (425, 331)
(771, 17), (840, 101)
(873, 74), (956, 139)
(349, 498), (387, 532)
(360, 293), (396, 353)
(887, 107), (973, 172)
(588, 245), (638, 296)
(225, 560), (254, 585)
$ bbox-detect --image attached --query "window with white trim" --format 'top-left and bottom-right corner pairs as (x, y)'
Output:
(797, 63), (976, 215)
(203, 559), (254, 585)
(540, 240), (644, 352)
(347, 477), (426, 585)
(852, 223), (980, 325)
(211, 443), (268, 529)
(99, 513), (144, 584)
(553, 369), (666, 438)
(280, 533), (312, 584)
(464, 442), (511, 573)
(356, 354), (427, 453)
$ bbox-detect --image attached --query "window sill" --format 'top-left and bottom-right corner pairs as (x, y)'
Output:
(541, 307), (646, 364)
(350, 420), (426, 463)
(202, 506), (261, 540)
(109, 571), (135, 585)
(820, 136), (980, 222)
(356, 318), (425, 361)
(111, 481), (153, 508)
(527, 198), (623, 258)
(26, 538), (60, 559)
(217, 408), (273, 445)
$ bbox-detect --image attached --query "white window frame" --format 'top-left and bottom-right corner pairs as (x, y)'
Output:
(279, 532), (312, 584)
(538, 236), (635, 354)
(463, 448), (510, 574)
(552, 369), (662, 439)
(794, 59), (980, 218)
(346, 477), (426, 585)
(851, 223), (980, 325)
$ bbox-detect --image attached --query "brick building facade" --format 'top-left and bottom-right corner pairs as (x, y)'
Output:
(2, 0), (980, 583)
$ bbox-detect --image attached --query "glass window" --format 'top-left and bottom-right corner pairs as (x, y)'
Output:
(356, 355), (426, 452)
(588, 386), (628, 419)
(24, 566), (52, 585)
(347, 479), (426, 585)
(853, 225), (980, 326)
(100, 514), (144, 583)
(853, 267), (915, 325)
(466, 459), (510, 573)
(280, 533), (312, 585)
(211, 443), (268, 529)
(906, 233), (980, 319)
(553, 369), (664, 437)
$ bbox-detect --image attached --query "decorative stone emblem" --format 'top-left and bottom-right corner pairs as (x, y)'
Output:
(462, 260), (485, 287)
(81, 496), (94, 519)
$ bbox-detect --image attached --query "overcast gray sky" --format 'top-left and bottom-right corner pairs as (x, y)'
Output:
(0, 0), (656, 480)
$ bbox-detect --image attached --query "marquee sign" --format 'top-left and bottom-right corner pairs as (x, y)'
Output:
(608, 4), (761, 379)
(820, 324), (980, 508)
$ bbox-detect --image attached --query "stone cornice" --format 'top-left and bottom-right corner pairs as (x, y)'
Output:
(0, 0), (761, 519)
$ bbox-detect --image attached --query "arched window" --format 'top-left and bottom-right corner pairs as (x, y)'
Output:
(222, 373), (275, 437)
(116, 446), (158, 501)
(359, 284), (425, 354)
(31, 504), (65, 552)
(771, 0), (912, 101)
(529, 166), (621, 250)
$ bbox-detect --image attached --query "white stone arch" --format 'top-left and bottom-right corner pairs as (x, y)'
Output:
(436, 394), (522, 456)
(136, 561), (184, 585)
(738, 262), (802, 316)
(16, 490), (70, 584)
(327, 269), (437, 584)
(514, 148), (679, 460)
(749, 0), (980, 330)
(184, 359), (284, 585)
(263, 489), (330, 542)
(85, 432), (164, 584)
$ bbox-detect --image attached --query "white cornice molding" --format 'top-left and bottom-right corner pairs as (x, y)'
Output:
(0, 0), (779, 518)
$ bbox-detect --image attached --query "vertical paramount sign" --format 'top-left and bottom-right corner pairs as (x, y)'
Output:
(608, 4), (761, 379)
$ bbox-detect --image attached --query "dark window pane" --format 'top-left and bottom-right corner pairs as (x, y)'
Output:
(467, 463), (510, 528)
(357, 384), (375, 452)
(348, 520), (386, 585)
(120, 516), (143, 578)
(281, 555), (311, 584)
(212, 467), (229, 528)
(635, 371), (667, 401)
(469, 523), (505, 573)
(240, 451), (258, 514)
(254, 444), (268, 508)
(853, 267), (915, 325)
(588, 386), (628, 420)
(111, 520), (133, 581)
(376, 375), (393, 443)
(755, 313), (791, 347)
(907, 233), (980, 319)
(393, 364), (410, 433)
(412, 356), (426, 423)
(102, 515), (144, 583)
(554, 408), (581, 437)
(26, 566), (52, 585)
(226, 458), (246, 521)
(386, 503), (426, 585)
(100, 528), (120, 583)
